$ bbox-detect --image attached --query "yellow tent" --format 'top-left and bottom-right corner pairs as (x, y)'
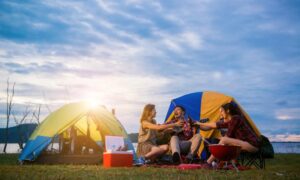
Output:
(19, 102), (136, 162)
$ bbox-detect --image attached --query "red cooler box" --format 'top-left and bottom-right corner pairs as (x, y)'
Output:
(103, 151), (133, 168)
(103, 136), (133, 168)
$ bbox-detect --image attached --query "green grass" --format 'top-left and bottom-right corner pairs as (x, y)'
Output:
(0, 154), (299, 179)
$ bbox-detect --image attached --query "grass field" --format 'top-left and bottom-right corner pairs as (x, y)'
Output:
(0, 154), (299, 179)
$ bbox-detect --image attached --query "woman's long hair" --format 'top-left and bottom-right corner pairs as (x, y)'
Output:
(140, 104), (155, 123)
(221, 102), (242, 116)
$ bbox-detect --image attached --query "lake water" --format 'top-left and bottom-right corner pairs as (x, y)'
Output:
(271, 142), (300, 153)
(1, 142), (300, 154)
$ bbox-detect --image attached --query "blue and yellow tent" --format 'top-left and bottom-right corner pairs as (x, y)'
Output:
(19, 102), (136, 162)
(165, 91), (261, 156)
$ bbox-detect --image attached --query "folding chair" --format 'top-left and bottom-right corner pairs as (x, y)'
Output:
(239, 150), (265, 169)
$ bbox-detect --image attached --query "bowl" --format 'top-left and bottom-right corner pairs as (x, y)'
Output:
(208, 144), (241, 161)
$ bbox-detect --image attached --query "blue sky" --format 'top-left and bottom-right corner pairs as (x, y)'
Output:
(0, 0), (300, 141)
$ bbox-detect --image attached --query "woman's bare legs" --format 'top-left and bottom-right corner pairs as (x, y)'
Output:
(207, 136), (258, 164)
(145, 144), (169, 161)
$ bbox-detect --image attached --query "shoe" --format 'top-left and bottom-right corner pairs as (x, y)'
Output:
(134, 156), (146, 166)
(185, 153), (194, 164)
(212, 161), (218, 169)
(172, 152), (181, 165)
(201, 162), (213, 169)
(158, 155), (173, 165)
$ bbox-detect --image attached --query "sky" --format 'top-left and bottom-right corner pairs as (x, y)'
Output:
(0, 0), (299, 141)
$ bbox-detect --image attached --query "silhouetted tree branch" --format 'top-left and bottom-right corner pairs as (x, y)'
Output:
(13, 106), (30, 150)
(3, 79), (15, 153)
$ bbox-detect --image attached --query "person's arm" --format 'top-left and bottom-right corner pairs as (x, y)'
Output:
(188, 119), (211, 131)
(195, 122), (217, 129)
(199, 125), (213, 131)
(142, 121), (182, 131)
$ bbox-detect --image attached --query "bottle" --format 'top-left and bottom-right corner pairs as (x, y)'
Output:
(199, 118), (209, 123)
(188, 116), (193, 127)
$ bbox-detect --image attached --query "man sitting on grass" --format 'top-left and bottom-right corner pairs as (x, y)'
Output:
(167, 106), (202, 164)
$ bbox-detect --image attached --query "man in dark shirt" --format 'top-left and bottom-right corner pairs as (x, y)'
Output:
(168, 106), (202, 164)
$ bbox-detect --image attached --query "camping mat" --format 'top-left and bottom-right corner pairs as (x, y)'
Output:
(144, 163), (251, 171)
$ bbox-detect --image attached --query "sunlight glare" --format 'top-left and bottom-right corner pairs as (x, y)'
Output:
(87, 99), (99, 109)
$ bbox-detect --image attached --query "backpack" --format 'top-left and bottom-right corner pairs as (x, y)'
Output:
(260, 135), (274, 158)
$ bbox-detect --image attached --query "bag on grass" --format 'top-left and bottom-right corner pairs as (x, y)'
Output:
(260, 135), (274, 158)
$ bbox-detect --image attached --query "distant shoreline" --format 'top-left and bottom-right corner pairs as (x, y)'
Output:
(271, 141), (300, 143)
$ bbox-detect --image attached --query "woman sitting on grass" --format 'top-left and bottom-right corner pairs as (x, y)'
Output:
(198, 102), (260, 166)
(136, 104), (183, 164)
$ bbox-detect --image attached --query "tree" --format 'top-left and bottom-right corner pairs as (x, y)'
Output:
(12, 106), (30, 150)
(32, 104), (41, 125)
(3, 79), (15, 153)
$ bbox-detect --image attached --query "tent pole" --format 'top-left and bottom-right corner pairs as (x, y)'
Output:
(70, 126), (76, 154)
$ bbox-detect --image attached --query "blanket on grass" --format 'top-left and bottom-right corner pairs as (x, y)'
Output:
(146, 163), (251, 171)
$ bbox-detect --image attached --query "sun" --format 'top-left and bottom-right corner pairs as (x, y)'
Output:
(87, 99), (99, 109)
(81, 92), (102, 109)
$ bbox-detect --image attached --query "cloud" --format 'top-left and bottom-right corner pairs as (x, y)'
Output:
(2, 62), (30, 74)
(257, 21), (299, 35)
(233, 4), (265, 16)
(180, 32), (203, 49)
(276, 108), (300, 120)
(1, 62), (68, 75)
(0, 0), (300, 136)
(0, 49), (7, 56)
(268, 134), (300, 142)
(152, 30), (204, 53)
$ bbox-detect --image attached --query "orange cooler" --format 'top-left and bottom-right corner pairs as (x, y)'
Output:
(103, 151), (133, 168)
